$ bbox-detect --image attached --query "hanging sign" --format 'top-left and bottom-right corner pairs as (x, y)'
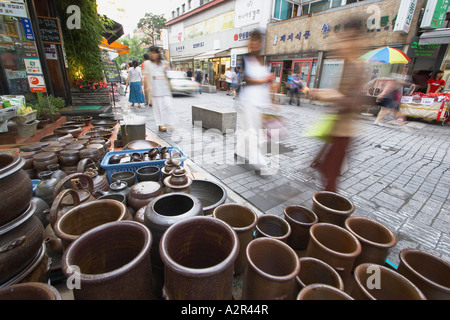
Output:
(394, 0), (418, 33)
(0, 1), (28, 18)
(22, 18), (35, 41)
(420, 0), (450, 29)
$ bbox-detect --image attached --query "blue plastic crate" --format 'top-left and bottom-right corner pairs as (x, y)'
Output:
(100, 147), (187, 183)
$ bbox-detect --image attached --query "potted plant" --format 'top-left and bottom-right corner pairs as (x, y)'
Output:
(34, 95), (66, 122)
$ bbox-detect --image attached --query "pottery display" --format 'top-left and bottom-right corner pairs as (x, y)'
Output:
(18, 152), (35, 170)
(54, 199), (132, 251)
(161, 158), (181, 185)
(58, 150), (80, 167)
(111, 171), (136, 187)
(54, 126), (82, 138)
(344, 216), (397, 267)
(70, 116), (92, 126)
(306, 223), (361, 286)
(283, 205), (318, 250)
(61, 221), (153, 300)
(123, 139), (160, 150)
(213, 203), (258, 274)
(241, 237), (301, 300)
(35, 171), (59, 206)
(297, 284), (354, 300)
(311, 191), (355, 227)
(190, 179), (227, 215)
(48, 189), (81, 229)
(255, 214), (291, 243)
(30, 197), (50, 228)
(136, 166), (161, 182)
(32, 152), (58, 172)
(164, 168), (192, 194)
(128, 181), (163, 212)
(295, 257), (345, 294)
(397, 248), (450, 300)
(42, 145), (64, 155)
(90, 119), (117, 128)
(47, 164), (67, 183)
(352, 263), (427, 300)
(160, 216), (238, 300)
(0, 153), (33, 225)
(0, 282), (62, 300)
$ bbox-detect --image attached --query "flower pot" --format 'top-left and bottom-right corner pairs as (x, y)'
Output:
(160, 216), (239, 300)
(61, 221), (153, 300)
(297, 284), (353, 300)
(213, 203), (258, 274)
(344, 216), (397, 267)
(242, 238), (301, 300)
(352, 263), (427, 300)
(17, 120), (39, 138)
(312, 191), (355, 227)
(0, 282), (61, 300)
(397, 248), (450, 300)
(255, 214), (291, 243)
(284, 205), (318, 250)
(295, 257), (345, 294)
(306, 223), (361, 286)
(191, 179), (227, 216)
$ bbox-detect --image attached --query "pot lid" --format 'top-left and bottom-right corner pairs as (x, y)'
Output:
(18, 151), (35, 159)
(33, 151), (56, 161)
(110, 180), (128, 191)
(130, 181), (162, 199)
(86, 143), (104, 151)
(19, 143), (43, 152)
(65, 144), (84, 151)
(43, 146), (63, 153)
(60, 149), (80, 156)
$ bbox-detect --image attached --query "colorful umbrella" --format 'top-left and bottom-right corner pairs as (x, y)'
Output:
(359, 46), (411, 64)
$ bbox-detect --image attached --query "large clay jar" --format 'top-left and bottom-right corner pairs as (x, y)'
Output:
(35, 171), (59, 206)
(297, 284), (354, 300)
(242, 237), (301, 300)
(144, 193), (203, 298)
(61, 221), (153, 300)
(312, 191), (355, 227)
(0, 282), (62, 300)
(32, 151), (58, 172)
(344, 216), (397, 268)
(54, 199), (132, 251)
(295, 257), (345, 295)
(191, 179), (227, 215)
(129, 181), (163, 211)
(397, 248), (450, 300)
(284, 205), (318, 250)
(160, 216), (239, 300)
(352, 263), (427, 300)
(58, 150), (80, 167)
(0, 202), (44, 285)
(306, 223), (361, 286)
(255, 214), (291, 243)
(0, 153), (33, 226)
(213, 203), (258, 275)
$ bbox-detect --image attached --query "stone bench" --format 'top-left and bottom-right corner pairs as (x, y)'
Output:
(192, 105), (237, 133)
(201, 85), (217, 93)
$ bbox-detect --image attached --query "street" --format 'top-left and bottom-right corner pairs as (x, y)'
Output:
(115, 89), (450, 267)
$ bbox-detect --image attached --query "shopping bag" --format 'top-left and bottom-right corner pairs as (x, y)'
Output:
(302, 113), (338, 142)
(262, 113), (287, 142)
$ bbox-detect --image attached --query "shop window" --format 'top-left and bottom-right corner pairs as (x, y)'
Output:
(188, 0), (192, 10)
(273, 0), (294, 20)
(182, 4), (185, 13)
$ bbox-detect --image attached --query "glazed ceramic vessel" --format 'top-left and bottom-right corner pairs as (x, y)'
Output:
(0, 282), (62, 300)
(312, 191), (355, 227)
(58, 150), (80, 167)
(163, 168), (192, 194)
(47, 164), (67, 183)
(32, 152), (58, 172)
(160, 216), (239, 300)
(284, 205), (318, 250)
(61, 221), (153, 300)
(242, 237), (301, 300)
(128, 181), (163, 211)
(48, 189), (81, 229)
(111, 171), (136, 187)
(352, 263), (427, 300)
(295, 257), (344, 295)
(397, 248), (450, 300)
(35, 171), (59, 206)
(0, 153), (33, 225)
(136, 166), (161, 182)
(213, 203), (258, 274)
(255, 214), (291, 243)
(191, 179), (227, 215)
(297, 284), (354, 300)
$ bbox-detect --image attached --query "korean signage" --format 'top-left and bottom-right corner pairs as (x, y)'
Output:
(234, 0), (263, 28)
(22, 18), (35, 41)
(24, 57), (47, 93)
(0, 1), (28, 18)
(407, 36), (441, 58)
(394, 0), (418, 33)
(37, 17), (63, 44)
(420, 0), (450, 29)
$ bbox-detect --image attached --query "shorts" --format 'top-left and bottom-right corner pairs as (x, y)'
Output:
(226, 82), (231, 90)
(231, 83), (238, 89)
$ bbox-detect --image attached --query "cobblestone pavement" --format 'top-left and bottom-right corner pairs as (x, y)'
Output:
(115, 89), (450, 266)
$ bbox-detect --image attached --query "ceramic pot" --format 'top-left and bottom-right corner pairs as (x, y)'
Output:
(136, 166), (161, 182)
(54, 199), (132, 251)
(0, 153), (33, 225)
(42, 145), (64, 155)
(86, 171), (110, 194)
(213, 203), (258, 274)
(111, 171), (136, 187)
(108, 180), (130, 199)
(161, 159), (181, 186)
(306, 223), (361, 286)
(160, 216), (238, 300)
(295, 257), (344, 295)
(55, 126), (82, 138)
(48, 189), (81, 229)
(284, 205), (318, 250)
(163, 168), (192, 194)
(191, 179), (227, 215)
(255, 214), (291, 243)
(242, 237), (301, 300)
(344, 216), (397, 267)
(19, 143), (43, 153)
(352, 263), (427, 300)
(35, 171), (59, 206)
(79, 148), (101, 162)
(58, 150), (80, 167)
(70, 116), (92, 126)
(128, 181), (163, 211)
(0, 282), (61, 300)
(0, 202), (43, 285)
(312, 191), (355, 227)
(297, 284), (354, 300)
(97, 193), (127, 206)
(134, 206), (146, 224)
(397, 248), (450, 300)
(62, 221), (153, 300)
(47, 164), (67, 183)
(18, 151), (35, 170)
(32, 152), (58, 172)
(30, 197), (49, 228)
(65, 143), (84, 152)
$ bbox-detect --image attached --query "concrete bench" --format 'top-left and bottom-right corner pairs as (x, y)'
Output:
(272, 93), (287, 105)
(201, 85), (217, 93)
(192, 105), (237, 133)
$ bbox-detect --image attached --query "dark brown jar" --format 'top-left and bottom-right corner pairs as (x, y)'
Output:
(128, 181), (163, 211)
(59, 150), (80, 167)
(32, 151), (58, 172)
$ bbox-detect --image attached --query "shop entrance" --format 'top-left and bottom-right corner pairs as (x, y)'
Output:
(211, 57), (230, 90)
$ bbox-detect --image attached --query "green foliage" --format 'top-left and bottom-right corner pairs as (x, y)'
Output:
(137, 13), (167, 46)
(114, 36), (148, 68)
(32, 95), (66, 117)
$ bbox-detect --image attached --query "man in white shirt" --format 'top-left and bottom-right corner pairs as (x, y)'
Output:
(225, 68), (233, 95)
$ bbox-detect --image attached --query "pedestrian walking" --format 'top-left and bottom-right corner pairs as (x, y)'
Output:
(126, 60), (146, 108)
(142, 53), (152, 107)
(231, 68), (239, 99)
(235, 29), (275, 176)
(235, 66), (242, 97)
(148, 46), (176, 132)
(225, 67), (233, 95)
(310, 16), (368, 193)
(289, 73), (303, 106)
(195, 69), (203, 94)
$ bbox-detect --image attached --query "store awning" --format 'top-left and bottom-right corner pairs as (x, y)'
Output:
(171, 55), (197, 62)
(102, 18), (124, 45)
(418, 28), (450, 45)
(231, 47), (248, 56)
(99, 38), (130, 55)
(194, 49), (230, 60)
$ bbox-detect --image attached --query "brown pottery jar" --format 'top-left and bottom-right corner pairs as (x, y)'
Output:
(32, 152), (58, 172)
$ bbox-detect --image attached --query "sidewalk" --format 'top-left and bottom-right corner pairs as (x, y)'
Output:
(115, 90), (450, 267)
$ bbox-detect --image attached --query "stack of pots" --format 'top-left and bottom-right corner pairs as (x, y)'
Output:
(0, 153), (49, 288)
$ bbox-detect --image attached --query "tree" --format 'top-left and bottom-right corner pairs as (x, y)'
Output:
(114, 36), (147, 68)
(137, 13), (167, 46)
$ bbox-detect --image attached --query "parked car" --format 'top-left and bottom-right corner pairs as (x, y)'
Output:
(167, 70), (200, 95)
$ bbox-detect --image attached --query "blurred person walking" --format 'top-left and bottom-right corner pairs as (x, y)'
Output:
(142, 53), (152, 107)
(225, 67), (233, 95)
(127, 60), (146, 108)
(311, 17), (368, 193)
(195, 69), (203, 94)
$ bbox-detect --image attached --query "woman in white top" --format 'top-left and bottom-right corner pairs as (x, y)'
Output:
(127, 60), (146, 107)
